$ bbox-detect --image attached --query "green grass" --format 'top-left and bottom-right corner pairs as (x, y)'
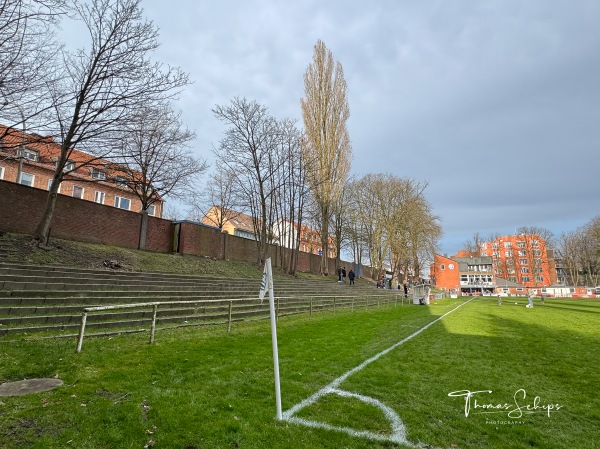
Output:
(0, 232), (310, 280)
(0, 297), (598, 448)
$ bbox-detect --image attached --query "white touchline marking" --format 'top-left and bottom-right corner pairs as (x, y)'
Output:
(282, 297), (476, 446)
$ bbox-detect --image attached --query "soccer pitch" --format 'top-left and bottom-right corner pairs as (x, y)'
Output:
(0, 297), (598, 448)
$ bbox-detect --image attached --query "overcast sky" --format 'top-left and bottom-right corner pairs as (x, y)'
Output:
(124, 0), (598, 255)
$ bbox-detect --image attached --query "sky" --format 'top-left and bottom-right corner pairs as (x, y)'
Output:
(86, 0), (600, 255)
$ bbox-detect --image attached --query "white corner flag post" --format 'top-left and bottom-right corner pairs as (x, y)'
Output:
(259, 258), (283, 420)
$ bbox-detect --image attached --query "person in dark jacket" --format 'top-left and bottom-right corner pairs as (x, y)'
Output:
(348, 269), (355, 285)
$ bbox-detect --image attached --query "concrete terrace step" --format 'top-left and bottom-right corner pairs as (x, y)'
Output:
(0, 261), (391, 337)
(0, 294), (396, 335)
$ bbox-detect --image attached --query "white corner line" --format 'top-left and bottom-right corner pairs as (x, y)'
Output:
(282, 297), (476, 445)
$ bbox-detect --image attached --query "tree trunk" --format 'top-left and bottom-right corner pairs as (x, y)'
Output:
(138, 210), (149, 250)
(33, 176), (61, 246)
(320, 214), (329, 275)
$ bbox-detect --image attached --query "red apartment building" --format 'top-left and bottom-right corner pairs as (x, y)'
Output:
(0, 125), (162, 217)
(431, 234), (558, 295)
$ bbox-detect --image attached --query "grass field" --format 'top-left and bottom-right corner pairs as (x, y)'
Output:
(1, 296), (598, 449)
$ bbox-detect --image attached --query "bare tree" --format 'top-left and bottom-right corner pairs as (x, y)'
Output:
(271, 119), (308, 274)
(0, 0), (65, 141)
(212, 97), (281, 265)
(112, 103), (206, 249)
(32, 0), (190, 246)
(301, 39), (351, 275)
(189, 162), (242, 230)
(462, 233), (485, 256)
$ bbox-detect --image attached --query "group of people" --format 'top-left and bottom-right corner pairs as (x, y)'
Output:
(337, 266), (355, 285)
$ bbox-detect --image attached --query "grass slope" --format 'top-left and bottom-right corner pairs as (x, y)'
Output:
(1, 297), (598, 448)
(0, 232), (309, 280)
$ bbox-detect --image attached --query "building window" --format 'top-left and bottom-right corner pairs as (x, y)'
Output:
(440, 264), (445, 270)
(532, 240), (539, 246)
(91, 168), (106, 180)
(19, 148), (38, 161)
(518, 250), (527, 256)
(519, 259), (528, 265)
(533, 250), (541, 256)
(0, 166), (4, 180)
(506, 259), (514, 266)
(508, 268), (516, 274)
(115, 177), (128, 187)
(535, 276), (544, 283)
(146, 204), (155, 216)
(47, 179), (61, 193)
(58, 160), (75, 172)
(493, 251), (500, 257)
(517, 241), (526, 248)
(94, 191), (105, 204)
(492, 243), (499, 249)
(72, 185), (84, 199)
(114, 196), (131, 210)
(505, 250), (512, 257)
(503, 242), (512, 248)
(522, 276), (530, 283)
(480, 243), (487, 249)
(19, 172), (34, 186)
(521, 267), (530, 274)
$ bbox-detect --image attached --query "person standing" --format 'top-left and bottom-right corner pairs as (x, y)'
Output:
(497, 293), (502, 306)
(342, 267), (347, 283)
(527, 289), (534, 308)
(348, 269), (355, 286)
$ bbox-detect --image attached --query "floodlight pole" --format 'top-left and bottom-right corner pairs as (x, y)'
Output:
(266, 258), (283, 420)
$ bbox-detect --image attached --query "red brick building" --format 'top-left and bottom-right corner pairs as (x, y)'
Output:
(431, 234), (558, 295)
(0, 125), (162, 217)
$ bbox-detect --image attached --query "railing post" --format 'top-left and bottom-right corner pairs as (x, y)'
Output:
(76, 312), (87, 353)
(150, 304), (158, 344)
(227, 300), (233, 333)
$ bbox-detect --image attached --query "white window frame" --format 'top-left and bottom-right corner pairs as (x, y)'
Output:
(19, 171), (35, 186)
(91, 168), (106, 180)
(94, 191), (105, 204)
(505, 250), (512, 257)
(146, 204), (155, 216)
(0, 166), (4, 180)
(503, 242), (512, 248)
(114, 196), (131, 210)
(63, 160), (75, 172)
(72, 185), (84, 199)
(20, 148), (38, 161)
(47, 179), (62, 193)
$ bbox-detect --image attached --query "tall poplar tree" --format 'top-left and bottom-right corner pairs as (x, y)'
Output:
(301, 40), (351, 275)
